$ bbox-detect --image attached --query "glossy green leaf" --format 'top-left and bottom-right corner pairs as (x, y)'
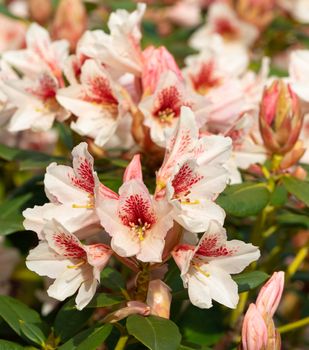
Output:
(86, 293), (123, 308)
(100, 267), (125, 291)
(58, 324), (113, 350)
(127, 315), (181, 350)
(233, 271), (269, 293)
(56, 122), (74, 150)
(0, 295), (47, 346)
(54, 299), (93, 342)
(0, 144), (65, 170)
(0, 193), (32, 235)
(0, 340), (24, 350)
(216, 182), (270, 217)
(282, 176), (309, 206)
(277, 212), (309, 228)
(269, 185), (288, 207)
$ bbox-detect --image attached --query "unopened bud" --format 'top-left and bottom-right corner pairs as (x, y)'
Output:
(236, 0), (275, 29)
(51, 0), (87, 51)
(146, 280), (172, 319)
(29, 0), (52, 24)
(259, 80), (304, 155)
(256, 271), (284, 318)
(242, 303), (268, 350)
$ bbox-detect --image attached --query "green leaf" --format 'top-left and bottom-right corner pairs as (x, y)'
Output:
(269, 185), (288, 207)
(233, 271), (269, 293)
(277, 212), (309, 228)
(216, 182), (270, 217)
(0, 144), (66, 170)
(54, 299), (93, 342)
(0, 340), (24, 350)
(282, 176), (309, 206)
(86, 293), (123, 308)
(127, 315), (182, 350)
(58, 324), (113, 350)
(0, 295), (47, 346)
(0, 193), (32, 235)
(56, 122), (74, 150)
(100, 267), (125, 291)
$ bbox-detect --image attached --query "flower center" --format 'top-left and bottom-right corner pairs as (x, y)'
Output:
(129, 218), (151, 241)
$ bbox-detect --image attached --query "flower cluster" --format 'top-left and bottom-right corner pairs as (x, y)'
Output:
(24, 106), (260, 311)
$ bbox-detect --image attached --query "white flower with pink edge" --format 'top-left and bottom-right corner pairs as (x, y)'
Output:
(172, 220), (260, 309)
(26, 219), (112, 310)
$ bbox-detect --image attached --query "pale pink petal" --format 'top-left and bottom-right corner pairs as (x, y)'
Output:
(123, 154), (143, 182)
(75, 278), (98, 310)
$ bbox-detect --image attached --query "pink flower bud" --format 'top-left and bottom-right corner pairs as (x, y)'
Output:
(52, 0), (87, 51)
(103, 301), (150, 323)
(146, 280), (172, 319)
(29, 0), (52, 24)
(242, 303), (268, 350)
(256, 271), (285, 318)
(259, 80), (304, 155)
(236, 0), (275, 29)
(141, 46), (183, 95)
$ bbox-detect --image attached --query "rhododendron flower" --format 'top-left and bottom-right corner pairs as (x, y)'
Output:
(23, 142), (105, 239)
(3, 23), (69, 86)
(57, 59), (120, 147)
(79, 3), (145, 77)
(278, 0), (309, 23)
(183, 43), (249, 95)
(26, 220), (112, 310)
(189, 2), (258, 50)
(97, 155), (174, 262)
(139, 71), (196, 147)
(141, 46), (183, 96)
(1, 72), (69, 132)
(172, 220), (260, 309)
(156, 107), (232, 232)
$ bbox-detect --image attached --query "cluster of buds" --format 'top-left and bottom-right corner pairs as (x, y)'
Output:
(259, 80), (305, 169)
(241, 271), (284, 350)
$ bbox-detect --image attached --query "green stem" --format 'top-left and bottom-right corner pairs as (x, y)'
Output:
(286, 245), (309, 281)
(229, 292), (249, 327)
(278, 317), (309, 334)
(115, 335), (129, 350)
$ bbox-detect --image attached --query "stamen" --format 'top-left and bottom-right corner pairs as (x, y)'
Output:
(192, 262), (210, 278)
(129, 219), (151, 241)
(157, 108), (175, 124)
(67, 260), (86, 269)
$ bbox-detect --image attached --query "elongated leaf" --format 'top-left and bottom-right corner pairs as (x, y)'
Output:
(56, 122), (74, 150)
(0, 340), (24, 350)
(277, 212), (309, 228)
(233, 271), (269, 293)
(0, 295), (47, 346)
(0, 144), (65, 170)
(216, 182), (270, 217)
(58, 324), (113, 350)
(127, 315), (181, 350)
(282, 176), (309, 206)
(86, 293), (123, 308)
(100, 267), (125, 291)
(54, 299), (93, 342)
(0, 193), (32, 235)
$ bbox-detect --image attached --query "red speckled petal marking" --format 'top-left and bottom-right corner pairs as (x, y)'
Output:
(190, 61), (221, 94)
(70, 157), (95, 194)
(214, 18), (239, 39)
(84, 76), (118, 106)
(26, 73), (57, 102)
(171, 162), (203, 198)
(52, 231), (86, 259)
(196, 233), (237, 258)
(119, 194), (156, 227)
